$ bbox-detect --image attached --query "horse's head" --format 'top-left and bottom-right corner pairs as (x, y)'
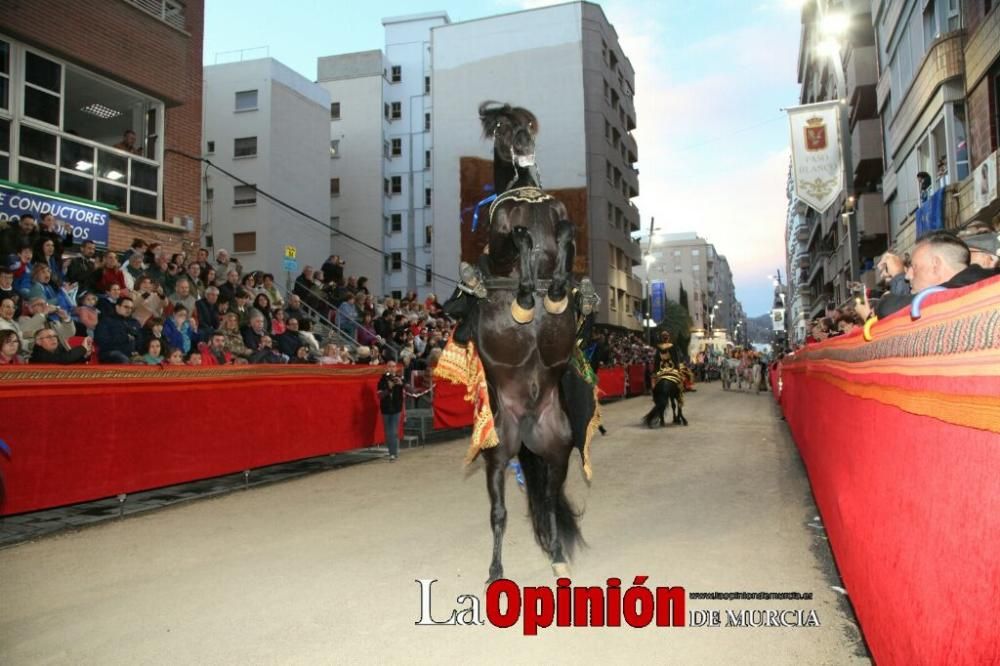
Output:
(479, 101), (539, 169)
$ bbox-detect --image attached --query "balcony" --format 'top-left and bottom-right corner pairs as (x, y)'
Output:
(795, 223), (810, 243)
(846, 46), (877, 97)
(851, 117), (882, 184)
(855, 191), (888, 238)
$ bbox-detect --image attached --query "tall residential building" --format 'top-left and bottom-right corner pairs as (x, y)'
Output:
(431, 1), (642, 329)
(785, 165), (812, 344)
(795, 0), (887, 320)
(317, 50), (387, 291)
(873, 0), (968, 251)
(1, 0), (203, 255)
(955, 1), (1000, 227)
(637, 232), (743, 353)
(201, 59), (331, 280)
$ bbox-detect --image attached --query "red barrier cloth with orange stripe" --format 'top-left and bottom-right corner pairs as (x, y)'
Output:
(596, 366), (626, 399)
(776, 276), (1000, 666)
(431, 379), (474, 431)
(0, 365), (387, 516)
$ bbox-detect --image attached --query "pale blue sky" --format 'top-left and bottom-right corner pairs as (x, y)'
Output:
(203, 0), (802, 315)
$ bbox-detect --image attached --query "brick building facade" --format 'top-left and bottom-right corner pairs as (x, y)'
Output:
(0, 0), (203, 255)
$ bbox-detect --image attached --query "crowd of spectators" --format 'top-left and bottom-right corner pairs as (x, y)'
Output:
(0, 213), (455, 371)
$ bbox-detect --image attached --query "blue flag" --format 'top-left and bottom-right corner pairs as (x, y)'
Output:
(916, 188), (944, 237)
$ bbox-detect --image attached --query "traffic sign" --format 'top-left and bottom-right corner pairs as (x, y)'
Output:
(284, 245), (297, 259)
(283, 258), (299, 272)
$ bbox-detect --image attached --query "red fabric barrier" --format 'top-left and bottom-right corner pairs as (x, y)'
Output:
(0, 365), (388, 516)
(597, 366), (625, 399)
(776, 277), (1000, 665)
(626, 364), (646, 396)
(432, 380), (474, 430)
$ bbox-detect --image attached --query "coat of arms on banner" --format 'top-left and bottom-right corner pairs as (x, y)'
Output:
(804, 117), (827, 151)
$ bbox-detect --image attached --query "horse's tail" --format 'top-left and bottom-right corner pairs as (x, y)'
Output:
(642, 402), (659, 427)
(518, 445), (583, 560)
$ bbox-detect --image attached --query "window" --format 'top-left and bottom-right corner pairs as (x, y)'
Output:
(424, 188), (432, 206)
(235, 90), (258, 112)
(391, 65), (401, 83)
(24, 51), (61, 126)
(0, 40), (8, 112)
(425, 265), (432, 284)
(384, 103), (390, 120)
(330, 139), (339, 158)
(424, 76), (431, 94)
(234, 184), (256, 206)
(605, 118), (611, 141)
(424, 112), (431, 131)
(391, 138), (402, 157)
(233, 232), (256, 253)
(234, 136), (257, 158)
(952, 102), (969, 181)
(206, 140), (215, 154)
(692, 249), (700, 257)
(606, 160), (613, 182)
(205, 187), (214, 201)
(692, 263), (700, 272)
(674, 264), (682, 272)
(330, 178), (340, 196)
(391, 252), (402, 271)
(391, 213), (402, 233)
(330, 102), (341, 120)
(424, 150), (431, 169)
(609, 287), (617, 311)
(391, 176), (402, 195)
(425, 225), (432, 245)
(390, 102), (401, 120)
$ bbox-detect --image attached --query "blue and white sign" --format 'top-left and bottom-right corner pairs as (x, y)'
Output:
(283, 258), (299, 273)
(0, 181), (113, 248)
(651, 281), (666, 324)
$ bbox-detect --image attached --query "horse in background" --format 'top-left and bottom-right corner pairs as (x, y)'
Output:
(473, 101), (586, 582)
(643, 369), (688, 427)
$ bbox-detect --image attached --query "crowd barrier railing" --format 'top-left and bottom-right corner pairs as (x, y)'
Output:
(773, 275), (1000, 666)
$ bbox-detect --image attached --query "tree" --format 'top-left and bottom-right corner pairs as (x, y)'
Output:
(657, 299), (693, 359)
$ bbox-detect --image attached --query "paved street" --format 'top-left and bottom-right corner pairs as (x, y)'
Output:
(0, 383), (869, 665)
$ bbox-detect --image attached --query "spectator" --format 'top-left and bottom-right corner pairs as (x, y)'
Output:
(18, 297), (74, 352)
(0, 297), (26, 347)
(958, 224), (999, 272)
(289, 345), (314, 364)
(0, 267), (22, 316)
(319, 343), (349, 365)
(0, 329), (24, 364)
(219, 268), (241, 303)
(248, 334), (285, 364)
(169, 277), (197, 315)
(322, 254), (344, 285)
(97, 252), (127, 293)
(284, 294), (311, 327)
(122, 251), (145, 291)
(33, 238), (65, 285)
(215, 249), (241, 278)
(97, 283), (122, 319)
(184, 262), (205, 298)
(241, 311), (269, 353)
(876, 232), (995, 318)
(240, 272), (257, 294)
(1, 214), (38, 262)
(196, 286), (223, 337)
(199, 266), (217, 293)
(277, 316), (305, 358)
(377, 360), (405, 461)
(163, 305), (196, 355)
(231, 288), (253, 328)
(194, 247), (210, 270)
(74, 305), (100, 339)
(201, 330), (234, 365)
(11, 245), (35, 297)
(260, 273), (284, 309)
(131, 276), (165, 326)
(251, 292), (273, 331)
(113, 129), (142, 155)
(30, 326), (91, 364)
(36, 213), (72, 260)
(65, 240), (99, 293)
(271, 307), (287, 336)
(94, 295), (141, 363)
(141, 338), (165, 365)
(220, 311), (252, 361)
(337, 293), (359, 340)
(165, 348), (186, 366)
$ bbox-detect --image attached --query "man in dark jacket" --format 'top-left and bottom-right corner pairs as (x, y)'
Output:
(94, 296), (141, 363)
(1, 214), (39, 263)
(29, 327), (91, 364)
(377, 360), (405, 461)
(196, 286), (222, 340)
(876, 231), (995, 318)
(65, 240), (99, 293)
(277, 316), (305, 358)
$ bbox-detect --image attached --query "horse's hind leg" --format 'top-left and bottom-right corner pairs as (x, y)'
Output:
(544, 220), (575, 315)
(484, 451), (509, 584)
(545, 455), (571, 575)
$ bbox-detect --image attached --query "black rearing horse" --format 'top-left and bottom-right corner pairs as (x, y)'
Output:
(475, 101), (584, 582)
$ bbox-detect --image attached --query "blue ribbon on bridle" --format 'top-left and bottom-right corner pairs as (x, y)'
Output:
(471, 193), (498, 232)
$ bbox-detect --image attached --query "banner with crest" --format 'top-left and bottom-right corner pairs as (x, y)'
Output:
(788, 101), (844, 213)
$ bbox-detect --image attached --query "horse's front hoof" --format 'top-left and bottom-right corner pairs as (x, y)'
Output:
(543, 294), (568, 315)
(552, 561), (571, 578)
(511, 299), (534, 324)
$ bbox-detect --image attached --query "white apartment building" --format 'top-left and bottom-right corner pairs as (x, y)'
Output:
(317, 50), (386, 291)
(201, 58), (330, 282)
(431, 2), (642, 328)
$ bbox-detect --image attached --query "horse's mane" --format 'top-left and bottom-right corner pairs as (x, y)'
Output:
(478, 100), (540, 139)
